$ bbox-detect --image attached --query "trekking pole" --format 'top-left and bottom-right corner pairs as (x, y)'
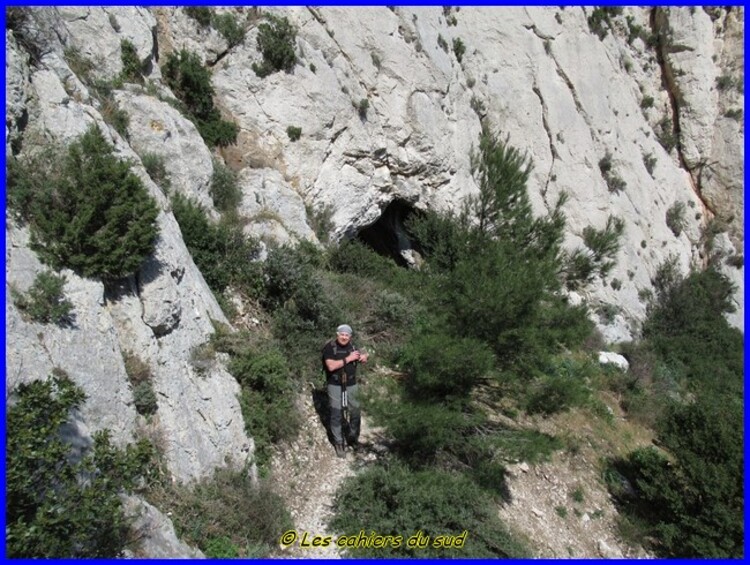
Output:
(341, 372), (348, 450)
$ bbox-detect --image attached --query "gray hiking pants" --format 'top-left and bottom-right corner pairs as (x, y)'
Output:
(327, 383), (360, 446)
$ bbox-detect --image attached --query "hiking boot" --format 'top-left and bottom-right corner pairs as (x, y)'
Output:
(334, 443), (346, 458)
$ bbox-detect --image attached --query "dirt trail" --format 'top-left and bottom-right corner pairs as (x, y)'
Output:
(268, 381), (387, 558)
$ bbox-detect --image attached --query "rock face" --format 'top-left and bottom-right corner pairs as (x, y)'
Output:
(5, 5), (743, 557)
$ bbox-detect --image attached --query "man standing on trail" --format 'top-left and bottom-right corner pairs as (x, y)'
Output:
(322, 324), (368, 458)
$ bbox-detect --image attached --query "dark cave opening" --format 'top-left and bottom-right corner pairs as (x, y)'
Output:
(355, 199), (422, 268)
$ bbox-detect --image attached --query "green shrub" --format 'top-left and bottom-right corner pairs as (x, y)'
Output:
(171, 193), (262, 297)
(608, 394), (743, 557)
(229, 346), (300, 464)
(437, 33), (449, 52)
(162, 49), (238, 148)
(123, 352), (158, 417)
(656, 116), (677, 152)
(6, 125), (159, 280)
(158, 466), (293, 557)
(369, 289), (416, 334)
(357, 98), (369, 119)
(210, 159), (242, 212)
(286, 125), (302, 141)
(120, 39), (143, 83)
(12, 271), (74, 325)
(399, 332), (494, 402)
(6, 374), (155, 557)
(306, 202), (335, 243)
(212, 12), (245, 47)
(643, 265), (742, 396)
(642, 152), (657, 176)
(665, 201), (685, 237)
(204, 536), (240, 558)
(252, 14), (297, 77)
(599, 151), (626, 192)
(141, 152), (171, 193)
(328, 239), (401, 281)
(452, 37), (466, 62)
(587, 7), (622, 40)
(523, 357), (593, 416)
(640, 95), (654, 109)
(330, 461), (529, 557)
(184, 6), (212, 27)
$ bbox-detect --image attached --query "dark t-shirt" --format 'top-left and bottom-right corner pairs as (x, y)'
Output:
(322, 339), (357, 385)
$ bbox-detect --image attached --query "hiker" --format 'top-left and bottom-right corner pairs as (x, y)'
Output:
(322, 324), (368, 458)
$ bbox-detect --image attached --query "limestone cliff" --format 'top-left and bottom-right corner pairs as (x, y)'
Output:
(4, 6), (743, 557)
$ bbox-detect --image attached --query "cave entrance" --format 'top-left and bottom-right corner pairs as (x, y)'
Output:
(355, 199), (422, 268)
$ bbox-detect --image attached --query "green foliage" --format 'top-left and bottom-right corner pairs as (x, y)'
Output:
(162, 49), (238, 147)
(212, 12), (245, 48)
(368, 289), (417, 335)
(642, 152), (657, 176)
(306, 202), (335, 243)
(523, 356), (593, 416)
(437, 33), (449, 52)
(665, 201), (685, 237)
(399, 332), (494, 402)
(564, 215), (624, 290)
(171, 193), (263, 297)
(160, 466), (293, 557)
(452, 37), (466, 62)
(357, 98), (369, 119)
(607, 257), (744, 557)
(331, 461), (529, 557)
(286, 125), (302, 141)
(204, 537), (240, 558)
(123, 351), (158, 417)
(640, 95), (654, 109)
(6, 374), (154, 557)
(120, 39), (143, 83)
(587, 7), (622, 40)
(229, 345), (301, 464)
(656, 116), (677, 152)
(609, 394), (743, 557)
(252, 14), (297, 77)
(6, 125), (159, 280)
(599, 151), (626, 193)
(185, 7), (212, 27)
(12, 271), (74, 325)
(642, 264), (742, 396)
(262, 245), (341, 348)
(210, 159), (242, 212)
(141, 152), (171, 193)
(410, 127), (590, 372)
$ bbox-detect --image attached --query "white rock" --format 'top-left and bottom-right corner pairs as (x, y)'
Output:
(598, 351), (630, 372)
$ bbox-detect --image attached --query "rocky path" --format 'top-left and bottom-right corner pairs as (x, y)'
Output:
(268, 382), (387, 558)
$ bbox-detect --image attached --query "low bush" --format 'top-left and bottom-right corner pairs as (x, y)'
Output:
(231, 346), (301, 465)
(210, 159), (242, 213)
(330, 461), (529, 557)
(6, 374), (155, 557)
(120, 39), (143, 83)
(399, 332), (494, 402)
(123, 352), (158, 417)
(162, 49), (238, 148)
(6, 125), (160, 280)
(156, 466), (293, 557)
(523, 356), (593, 416)
(12, 271), (74, 325)
(141, 152), (171, 193)
(184, 6), (212, 27)
(212, 12), (245, 47)
(286, 125), (302, 141)
(252, 14), (297, 77)
(171, 193), (263, 298)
